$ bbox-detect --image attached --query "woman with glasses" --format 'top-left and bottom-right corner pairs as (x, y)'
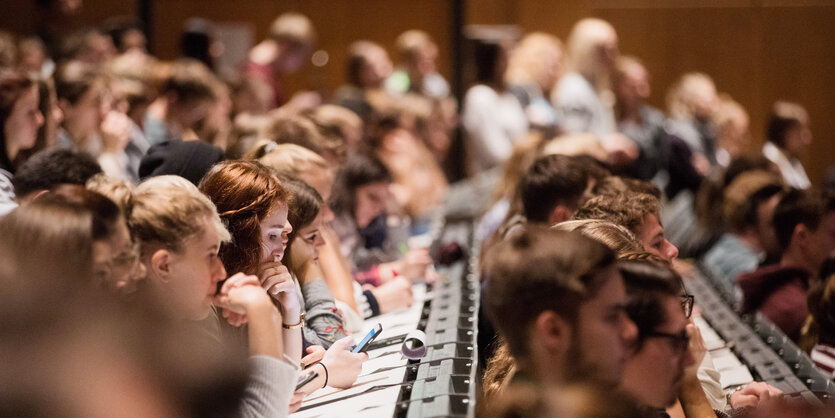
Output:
(42, 185), (146, 296)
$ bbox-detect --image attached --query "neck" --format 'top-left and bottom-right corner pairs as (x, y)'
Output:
(516, 354), (563, 387)
(621, 105), (642, 123)
(5, 137), (19, 163)
(63, 120), (91, 146)
(780, 247), (814, 274)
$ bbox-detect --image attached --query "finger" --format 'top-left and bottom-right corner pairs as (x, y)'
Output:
(331, 335), (355, 351)
(732, 393), (758, 409)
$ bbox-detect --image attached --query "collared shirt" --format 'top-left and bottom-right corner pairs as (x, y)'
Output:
(763, 141), (810, 189)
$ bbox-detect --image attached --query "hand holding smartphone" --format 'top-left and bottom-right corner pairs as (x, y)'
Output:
(350, 323), (383, 353)
(295, 369), (319, 392)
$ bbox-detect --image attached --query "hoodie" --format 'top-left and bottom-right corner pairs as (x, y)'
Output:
(737, 265), (810, 341)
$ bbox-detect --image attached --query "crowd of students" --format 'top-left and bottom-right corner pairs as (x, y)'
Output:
(0, 5), (833, 417)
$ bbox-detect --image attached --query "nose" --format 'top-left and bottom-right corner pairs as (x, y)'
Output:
(284, 221), (293, 236)
(314, 233), (326, 249)
(665, 240), (679, 261)
(35, 110), (45, 127)
(323, 206), (335, 224)
(213, 257), (227, 283)
(621, 314), (639, 348)
(132, 258), (147, 282)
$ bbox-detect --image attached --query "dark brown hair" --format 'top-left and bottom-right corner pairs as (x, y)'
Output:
(280, 177), (323, 273)
(483, 226), (615, 360)
(199, 160), (287, 275)
(0, 71), (35, 170)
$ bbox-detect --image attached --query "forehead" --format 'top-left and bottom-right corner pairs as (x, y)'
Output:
(261, 204), (288, 226)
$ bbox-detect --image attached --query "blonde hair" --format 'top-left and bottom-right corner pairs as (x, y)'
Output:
(269, 13), (316, 48)
(666, 72), (715, 120)
(258, 143), (329, 179)
(566, 18), (617, 89)
(552, 219), (643, 255)
(541, 133), (607, 162)
(505, 32), (563, 91)
(129, 176), (229, 255)
(86, 174), (134, 213)
(396, 30), (435, 62)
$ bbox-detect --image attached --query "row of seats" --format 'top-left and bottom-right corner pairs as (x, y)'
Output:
(290, 211), (480, 417)
(688, 266), (833, 405)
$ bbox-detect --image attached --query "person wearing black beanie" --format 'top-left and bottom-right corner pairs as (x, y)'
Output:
(139, 140), (224, 186)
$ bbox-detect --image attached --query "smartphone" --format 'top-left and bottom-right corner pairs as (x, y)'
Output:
(351, 323), (383, 353)
(295, 369), (319, 392)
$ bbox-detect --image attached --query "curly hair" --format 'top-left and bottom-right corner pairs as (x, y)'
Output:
(198, 160), (286, 275)
(572, 191), (660, 236)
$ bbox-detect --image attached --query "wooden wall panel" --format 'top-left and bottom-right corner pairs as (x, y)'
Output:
(512, 0), (833, 185)
(3, 0), (829, 184)
(149, 0), (452, 95)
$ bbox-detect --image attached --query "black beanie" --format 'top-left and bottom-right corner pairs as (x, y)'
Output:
(139, 140), (224, 186)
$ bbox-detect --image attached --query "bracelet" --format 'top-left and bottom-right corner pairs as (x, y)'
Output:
(317, 361), (329, 388)
(282, 312), (305, 330)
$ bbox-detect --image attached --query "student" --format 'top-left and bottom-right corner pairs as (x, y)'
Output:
(46, 186), (145, 296)
(763, 101), (813, 189)
(0, 71), (44, 215)
(387, 30), (450, 100)
(702, 171), (783, 300)
(199, 160), (348, 349)
(13, 147), (102, 204)
(807, 260), (835, 376)
(243, 12), (317, 109)
(504, 32), (563, 136)
(143, 59), (217, 145)
(553, 18), (637, 167)
(333, 40), (393, 121)
(329, 153), (435, 284)
(462, 37), (527, 175)
(612, 55), (666, 181)
(618, 259), (708, 416)
(0, 195), (93, 295)
(482, 226), (637, 390)
(258, 144), (414, 329)
(573, 190), (679, 261)
(129, 175), (300, 418)
(738, 189), (835, 341)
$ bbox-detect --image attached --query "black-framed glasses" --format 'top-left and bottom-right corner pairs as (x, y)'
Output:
(645, 330), (690, 354)
(680, 294), (694, 319)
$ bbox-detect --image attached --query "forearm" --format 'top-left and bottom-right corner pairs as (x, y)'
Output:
(281, 306), (303, 363)
(246, 303), (283, 359)
(678, 375), (718, 418)
(318, 231), (360, 312)
(302, 279), (348, 346)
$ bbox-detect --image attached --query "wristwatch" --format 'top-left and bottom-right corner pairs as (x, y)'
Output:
(283, 312), (305, 330)
(726, 384), (744, 407)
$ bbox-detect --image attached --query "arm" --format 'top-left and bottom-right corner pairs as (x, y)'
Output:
(214, 274), (296, 418)
(318, 226), (360, 313)
(674, 323), (716, 418)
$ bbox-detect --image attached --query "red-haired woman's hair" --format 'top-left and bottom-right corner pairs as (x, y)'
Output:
(199, 160), (286, 275)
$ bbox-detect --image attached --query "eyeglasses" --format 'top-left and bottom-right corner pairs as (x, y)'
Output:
(645, 330), (690, 354)
(680, 294), (694, 319)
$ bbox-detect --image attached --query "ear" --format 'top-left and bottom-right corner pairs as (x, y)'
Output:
(532, 310), (572, 355)
(547, 205), (571, 226)
(149, 248), (172, 283)
(793, 224), (811, 249)
(57, 97), (72, 114)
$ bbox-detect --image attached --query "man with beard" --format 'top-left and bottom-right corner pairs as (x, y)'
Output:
(482, 226), (637, 388)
